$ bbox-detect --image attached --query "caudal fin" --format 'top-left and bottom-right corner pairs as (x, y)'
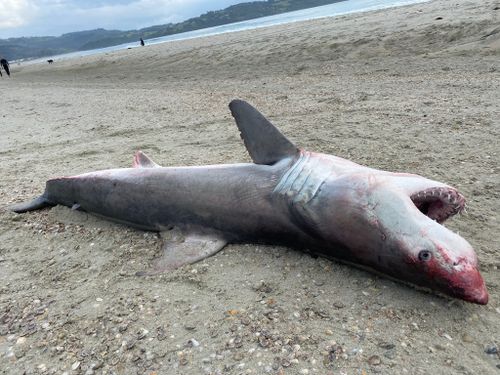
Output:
(10, 195), (54, 213)
(229, 100), (298, 165)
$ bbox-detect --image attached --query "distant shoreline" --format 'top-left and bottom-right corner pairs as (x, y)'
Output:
(17, 0), (429, 65)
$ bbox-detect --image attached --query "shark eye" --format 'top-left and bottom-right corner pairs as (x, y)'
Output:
(418, 250), (432, 262)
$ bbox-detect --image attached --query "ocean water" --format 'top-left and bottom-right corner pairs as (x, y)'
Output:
(25, 0), (429, 65)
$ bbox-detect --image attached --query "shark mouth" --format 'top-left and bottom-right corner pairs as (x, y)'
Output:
(410, 187), (466, 223)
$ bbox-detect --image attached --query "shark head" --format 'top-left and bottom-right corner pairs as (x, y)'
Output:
(309, 167), (488, 304)
(228, 99), (488, 304)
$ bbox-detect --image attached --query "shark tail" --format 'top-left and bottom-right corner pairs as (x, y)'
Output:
(10, 194), (55, 213)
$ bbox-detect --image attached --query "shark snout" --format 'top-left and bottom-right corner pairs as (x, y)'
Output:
(452, 265), (488, 305)
(468, 285), (489, 305)
(426, 233), (487, 304)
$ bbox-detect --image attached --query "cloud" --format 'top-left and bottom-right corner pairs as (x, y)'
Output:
(0, 0), (38, 29)
(0, 0), (245, 38)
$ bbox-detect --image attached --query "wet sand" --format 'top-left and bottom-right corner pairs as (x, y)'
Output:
(1, 0), (499, 374)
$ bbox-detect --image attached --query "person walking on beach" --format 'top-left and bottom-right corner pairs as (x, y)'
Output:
(0, 57), (10, 77)
(140, 37), (145, 47)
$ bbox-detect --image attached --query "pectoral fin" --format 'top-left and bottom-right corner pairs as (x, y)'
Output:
(136, 228), (228, 275)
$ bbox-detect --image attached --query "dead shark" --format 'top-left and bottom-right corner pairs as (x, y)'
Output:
(10, 100), (488, 304)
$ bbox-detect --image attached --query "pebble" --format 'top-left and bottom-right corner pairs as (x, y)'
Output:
(71, 361), (81, 370)
(461, 333), (473, 343)
(187, 338), (200, 347)
(368, 355), (381, 366)
(258, 336), (270, 348)
(177, 351), (188, 366)
(125, 339), (136, 350)
(156, 326), (167, 340)
(384, 349), (396, 360)
(15, 347), (26, 359)
(91, 362), (103, 370)
(38, 364), (47, 371)
(442, 333), (452, 341)
(281, 358), (291, 367)
(350, 348), (362, 356)
(485, 345), (498, 355)
(137, 328), (149, 339)
(379, 342), (395, 350)
(233, 352), (245, 361)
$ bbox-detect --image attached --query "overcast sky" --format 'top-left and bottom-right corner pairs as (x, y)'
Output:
(0, 0), (248, 39)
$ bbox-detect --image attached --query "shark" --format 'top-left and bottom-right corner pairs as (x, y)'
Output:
(10, 100), (488, 304)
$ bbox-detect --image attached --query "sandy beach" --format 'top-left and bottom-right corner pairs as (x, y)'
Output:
(1, 0), (499, 374)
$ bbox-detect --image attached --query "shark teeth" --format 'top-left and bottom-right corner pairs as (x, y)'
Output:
(410, 187), (466, 223)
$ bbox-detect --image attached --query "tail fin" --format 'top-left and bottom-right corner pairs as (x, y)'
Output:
(10, 195), (54, 213)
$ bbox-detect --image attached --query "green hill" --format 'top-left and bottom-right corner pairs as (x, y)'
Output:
(0, 0), (345, 61)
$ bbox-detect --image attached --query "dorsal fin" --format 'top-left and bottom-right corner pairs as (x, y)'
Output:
(229, 100), (298, 165)
(133, 151), (160, 168)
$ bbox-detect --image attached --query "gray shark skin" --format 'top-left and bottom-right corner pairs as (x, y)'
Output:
(10, 100), (488, 304)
